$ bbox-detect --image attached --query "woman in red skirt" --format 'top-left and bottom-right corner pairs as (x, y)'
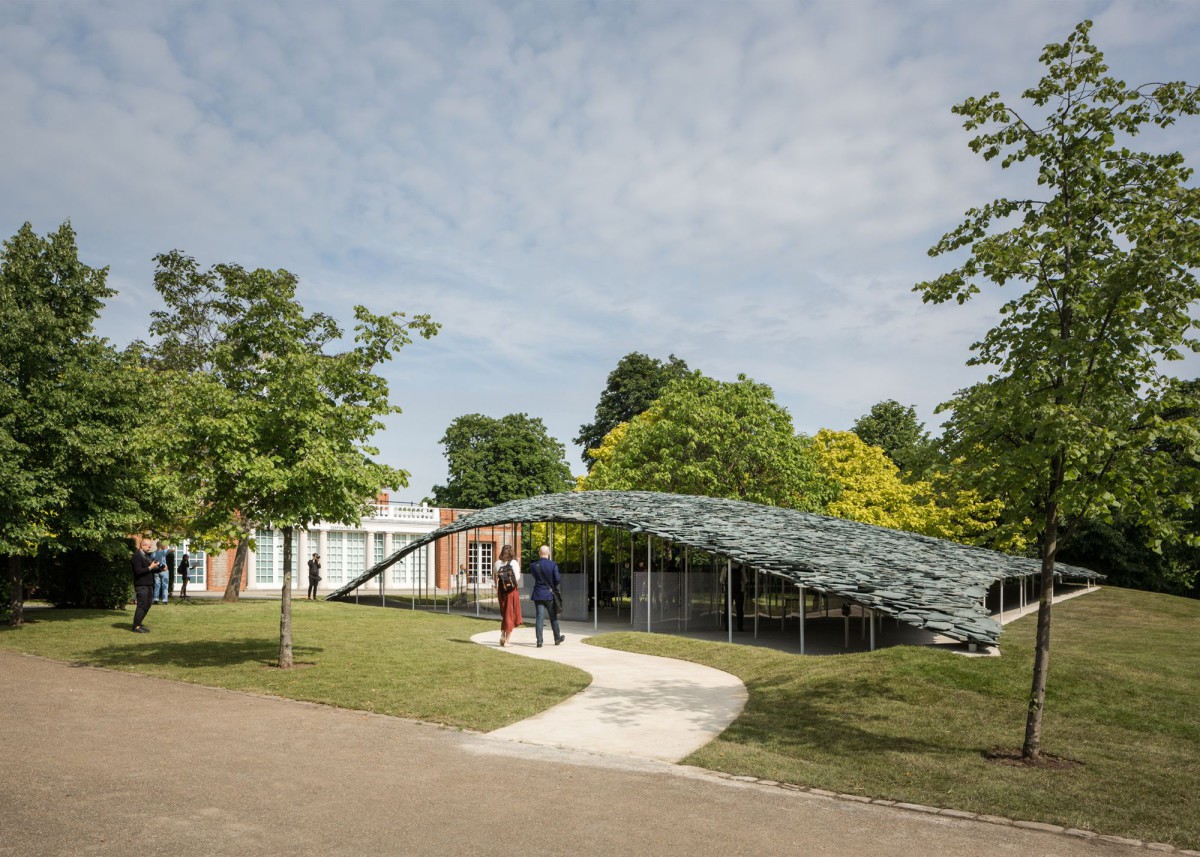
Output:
(495, 544), (523, 646)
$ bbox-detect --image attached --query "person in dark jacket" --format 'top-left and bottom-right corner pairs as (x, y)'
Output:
(131, 538), (163, 633)
(528, 544), (565, 648)
(177, 552), (191, 599)
(307, 554), (321, 600)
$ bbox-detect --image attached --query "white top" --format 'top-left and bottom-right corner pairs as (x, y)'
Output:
(494, 558), (521, 588)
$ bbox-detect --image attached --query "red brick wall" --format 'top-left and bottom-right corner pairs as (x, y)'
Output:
(434, 509), (522, 589)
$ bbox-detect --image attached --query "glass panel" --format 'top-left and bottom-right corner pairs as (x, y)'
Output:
(327, 531), (345, 583)
(255, 530), (276, 584)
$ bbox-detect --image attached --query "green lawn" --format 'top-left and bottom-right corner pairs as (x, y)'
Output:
(590, 587), (1200, 848)
(2, 587), (1196, 847)
(0, 599), (589, 732)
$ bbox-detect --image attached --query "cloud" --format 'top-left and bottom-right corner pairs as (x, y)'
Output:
(2, 0), (1198, 495)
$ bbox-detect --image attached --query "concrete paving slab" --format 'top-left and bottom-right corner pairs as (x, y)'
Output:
(471, 621), (747, 762)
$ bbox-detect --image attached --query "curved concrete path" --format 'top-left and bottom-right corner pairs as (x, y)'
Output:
(470, 621), (748, 762)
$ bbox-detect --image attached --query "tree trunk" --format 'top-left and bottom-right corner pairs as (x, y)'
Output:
(278, 527), (294, 669)
(223, 534), (250, 603)
(1022, 510), (1058, 760)
(7, 555), (23, 628)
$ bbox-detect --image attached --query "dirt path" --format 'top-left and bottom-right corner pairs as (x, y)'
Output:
(0, 651), (1148, 857)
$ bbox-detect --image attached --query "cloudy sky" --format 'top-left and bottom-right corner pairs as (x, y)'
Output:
(3, 0), (1198, 499)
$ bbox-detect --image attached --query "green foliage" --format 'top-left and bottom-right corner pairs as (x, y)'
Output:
(37, 548), (133, 610)
(0, 222), (174, 622)
(915, 21), (1200, 754)
(149, 252), (440, 537)
(575, 352), (690, 468)
(810, 429), (1011, 546)
(850, 399), (936, 479)
(583, 372), (834, 510)
(431, 413), (573, 509)
(916, 20), (1200, 556)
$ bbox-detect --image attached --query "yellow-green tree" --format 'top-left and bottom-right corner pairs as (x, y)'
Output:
(811, 430), (1006, 545)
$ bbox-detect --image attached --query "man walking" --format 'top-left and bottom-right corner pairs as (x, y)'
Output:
(528, 544), (565, 648)
(131, 538), (162, 633)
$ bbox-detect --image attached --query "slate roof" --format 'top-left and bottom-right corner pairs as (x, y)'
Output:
(327, 490), (1101, 645)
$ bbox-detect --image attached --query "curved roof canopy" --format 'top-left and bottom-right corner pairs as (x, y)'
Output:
(328, 490), (1100, 645)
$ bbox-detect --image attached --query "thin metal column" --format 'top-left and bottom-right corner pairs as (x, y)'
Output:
(726, 558), (733, 644)
(799, 584), (806, 654)
(593, 524), (599, 631)
(753, 568), (759, 639)
(869, 609), (876, 651)
(999, 577), (1004, 623)
(646, 536), (653, 634)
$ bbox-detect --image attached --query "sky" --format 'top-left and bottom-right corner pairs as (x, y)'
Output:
(3, 0), (1199, 500)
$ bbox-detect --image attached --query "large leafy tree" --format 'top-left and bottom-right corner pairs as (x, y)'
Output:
(0, 223), (175, 625)
(431, 413), (573, 509)
(150, 251), (438, 666)
(916, 22), (1200, 760)
(851, 399), (935, 479)
(575, 352), (689, 468)
(583, 372), (833, 510)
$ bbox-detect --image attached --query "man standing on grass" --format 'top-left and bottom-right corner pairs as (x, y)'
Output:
(131, 538), (162, 633)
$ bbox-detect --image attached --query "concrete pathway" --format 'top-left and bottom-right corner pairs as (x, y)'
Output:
(0, 651), (1158, 857)
(470, 622), (748, 762)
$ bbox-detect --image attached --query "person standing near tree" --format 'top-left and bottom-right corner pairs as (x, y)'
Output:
(307, 553), (321, 600)
(528, 544), (564, 648)
(165, 546), (176, 598)
(177, 552), (191, 599)
(151, 540), (170, 604)
(494, 544), (522, 646)
(131, 538), (161, 633)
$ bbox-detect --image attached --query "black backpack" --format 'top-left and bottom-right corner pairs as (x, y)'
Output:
(496, 562), (517, 594)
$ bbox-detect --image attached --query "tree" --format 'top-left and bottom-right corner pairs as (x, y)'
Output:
(431, 413), (573, 509)
(583, 372), (833, 510)
(915, 22), (1200, 760)
(851, 400), (935, 478)
(575, 352), (689, 468)
(809, 429), (1007, 545)
(0, 223), (171, 626)
(150, 252), (439, 666)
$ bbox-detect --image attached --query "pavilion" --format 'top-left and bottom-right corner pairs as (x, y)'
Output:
(326, 490), (1101, 649)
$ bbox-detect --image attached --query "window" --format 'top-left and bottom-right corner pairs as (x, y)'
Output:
(326, 532), (345, 584)
(470, 541), (493, 583)
(389, 535), (428, 587)
(255, 529), (283, 584)
(373, 532), (385, 566)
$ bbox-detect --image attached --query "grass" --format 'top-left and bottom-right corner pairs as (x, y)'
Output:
(590, 586), (1200, 848)
(0, 599), (589, 732)
(3, 587), (1196, 847)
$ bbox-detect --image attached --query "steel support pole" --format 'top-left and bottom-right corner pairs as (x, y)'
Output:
(647, 536), (653, 634)
(999, 577), (1004, 623)
(870, 609), (876, 651)
(799, 584), (806, 655)
(726, 558), (733, 644)
(753, 568), (759, 639)
(593, 524), (599, 631)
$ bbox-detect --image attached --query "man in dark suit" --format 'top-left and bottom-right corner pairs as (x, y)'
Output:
(131, 538), (163, 633)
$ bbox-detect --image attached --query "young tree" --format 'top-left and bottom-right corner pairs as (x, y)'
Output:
(916, 22), (1200, 760)
(575, 352), (690, 468)
(431, 413), (573, 509)
(583, 373), (834, 510)
(151, 252), (439, 666)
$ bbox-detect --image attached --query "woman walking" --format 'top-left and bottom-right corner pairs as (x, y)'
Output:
(494, 544), (522, 646)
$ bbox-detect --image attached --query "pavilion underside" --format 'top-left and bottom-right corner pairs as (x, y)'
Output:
(326, 490), (1102, 646)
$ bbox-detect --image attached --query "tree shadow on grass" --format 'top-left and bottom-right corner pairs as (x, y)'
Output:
(85, 635), (324, 670)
